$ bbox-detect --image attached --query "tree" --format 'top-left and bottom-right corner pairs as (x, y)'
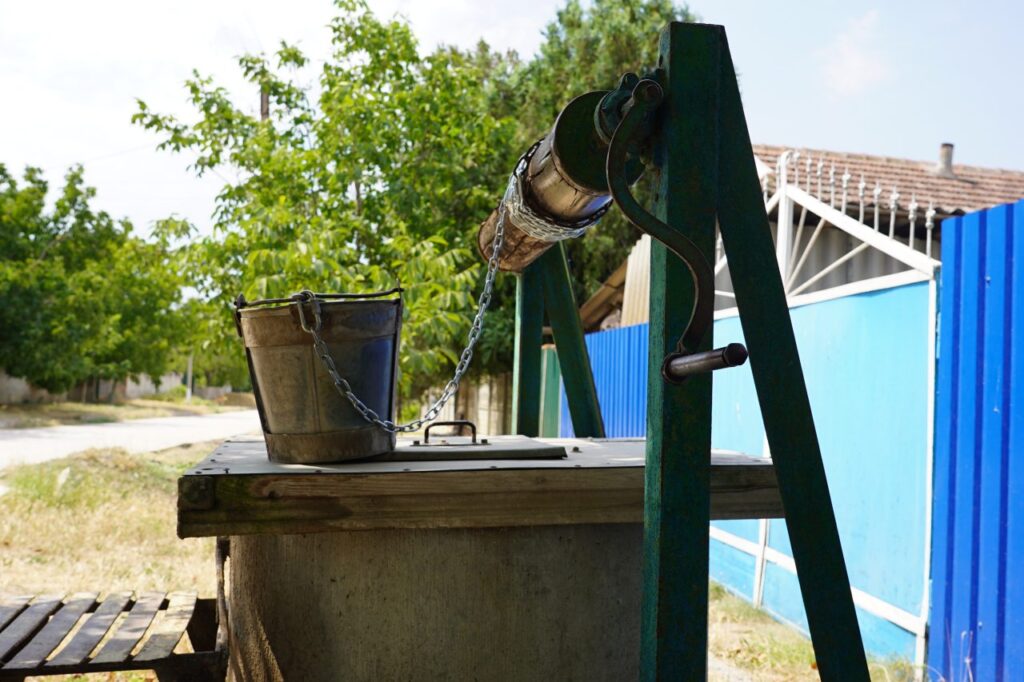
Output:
(0, 165), (188, 395)
(134, 0), (518, 411)
(134, 0), (691, 413)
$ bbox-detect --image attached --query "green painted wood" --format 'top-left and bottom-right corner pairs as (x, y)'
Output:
(512, 266), (543, 436)
(538, 243), (605, 438)
(714, 30), (870, 681)
(539, 347), (562, 437)
(640, 22), (720, 681)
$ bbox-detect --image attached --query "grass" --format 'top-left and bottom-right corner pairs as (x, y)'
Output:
(0, 441), (218, 681)
(708, 582), (819, 680)
(0, 397), (248, 429)
(0, 441), (918, 681)
(0, 442), (216, 595)
(708, 583), (920, 681)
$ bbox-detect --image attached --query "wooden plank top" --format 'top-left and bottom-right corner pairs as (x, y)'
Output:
(178, 436), (781, 537)
(0, 595), (63, 662)
(5, 593), (97, 670)
(0, 597), (31, 633)
(133, 592), (196, 663)
(185, 434), (652, 476)
(90, 593), (164, 665)
(46, 592), (133, 668)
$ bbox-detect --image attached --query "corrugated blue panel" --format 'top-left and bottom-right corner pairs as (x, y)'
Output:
(568, 278), (931, 659)
(712, 519), (759, 543)
(560, 323), (649, 438)
(761, 282), (932, 620)
(930, 213), (962, 679)
(559, 316), (765, 445)
(930, 199), (1024, 681)
(1006, 201), (1024, 682)
(709, 539), (756, 600)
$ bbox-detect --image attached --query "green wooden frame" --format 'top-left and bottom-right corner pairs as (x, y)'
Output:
(512, 243), (604, 439)
(643, 23), (869, 680)
(511, 22), (869, 681)
(512, 265), (543, 437)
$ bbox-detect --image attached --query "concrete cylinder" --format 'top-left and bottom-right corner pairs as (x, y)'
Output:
(227, 524), (642, 681)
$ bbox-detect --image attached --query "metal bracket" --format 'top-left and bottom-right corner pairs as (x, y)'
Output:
(605, 78), (747, 378)
(412, 420), (489, 446)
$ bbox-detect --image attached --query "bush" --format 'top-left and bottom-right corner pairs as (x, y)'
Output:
(149, 385), (187, 402)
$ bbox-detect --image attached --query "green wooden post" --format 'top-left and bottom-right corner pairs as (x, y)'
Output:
(714, 32), (869, 680)
(539, 347), (562, 437)
(512, 265), (543, 436)
(537, 243), (605, 438)
(640, 23), (720, 681)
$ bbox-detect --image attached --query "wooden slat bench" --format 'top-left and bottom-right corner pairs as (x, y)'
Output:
(0, 592), (224, 681)
(0, 540), (228, 681)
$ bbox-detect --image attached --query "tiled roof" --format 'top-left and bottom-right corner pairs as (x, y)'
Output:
(753, 144), (1024, 216)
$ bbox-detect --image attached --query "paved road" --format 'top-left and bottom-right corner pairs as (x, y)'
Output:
(0, 410), (261, 471)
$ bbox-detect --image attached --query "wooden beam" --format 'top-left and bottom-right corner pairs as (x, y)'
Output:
(512, 265), (543, 436)
(715, 30), (869, 680)
(538, 243), (605, 437)
(578, 259), (629, 331)
(640, 22), (720, 682)
(176, 438), (782, 538)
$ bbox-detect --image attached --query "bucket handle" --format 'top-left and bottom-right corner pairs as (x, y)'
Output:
(293, 291), (323, 333)
(236, 288), (404, 309)
(232, 288), (404, 337)
(423, 420), (479, 445)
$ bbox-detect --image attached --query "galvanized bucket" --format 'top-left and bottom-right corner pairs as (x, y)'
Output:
(234, 289), (402, 464)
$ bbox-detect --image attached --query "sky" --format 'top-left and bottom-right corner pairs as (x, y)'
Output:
(1, 0), (1022, 237)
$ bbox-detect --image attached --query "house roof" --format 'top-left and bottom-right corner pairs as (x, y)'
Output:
(753, 144), (1024, 216)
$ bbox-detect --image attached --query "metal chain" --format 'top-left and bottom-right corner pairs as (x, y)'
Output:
(298, 161), (520, 434)
(299, 141), (604, 434)
(506, 141), (610, 242)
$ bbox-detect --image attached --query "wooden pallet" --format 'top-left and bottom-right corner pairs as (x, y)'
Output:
(0, 592), (225, 681)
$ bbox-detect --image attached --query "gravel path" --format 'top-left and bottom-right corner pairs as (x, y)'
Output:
(0, 410), (260, 470)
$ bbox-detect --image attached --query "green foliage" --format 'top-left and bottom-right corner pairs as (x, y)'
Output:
(0, 165), (188, 393)
(135, 0), (519, 400)
(135, 0), (691, 404)
(510, 0), (695, 302)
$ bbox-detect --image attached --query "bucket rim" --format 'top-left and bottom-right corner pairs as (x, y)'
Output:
(235, 288), (403, 310)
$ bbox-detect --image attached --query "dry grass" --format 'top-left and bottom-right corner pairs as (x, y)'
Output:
(0, 442), (217, 594)
(0, 441), (218, 681)
(708, 583), (919, 681)
(0, 399), (244, 429)
(708, 582), (820, 680)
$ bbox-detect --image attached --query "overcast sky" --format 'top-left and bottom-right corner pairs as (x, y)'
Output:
(2, 0), (1021, 236)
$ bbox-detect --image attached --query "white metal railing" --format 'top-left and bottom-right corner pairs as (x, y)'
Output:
(723, 149), (942, 303)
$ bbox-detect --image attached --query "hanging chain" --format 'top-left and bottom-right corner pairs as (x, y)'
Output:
(296, 155), (526, 433)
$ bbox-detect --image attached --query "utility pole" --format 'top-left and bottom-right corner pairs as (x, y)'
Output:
(185, 353), (194, 404)
(260, 87), (269, 122)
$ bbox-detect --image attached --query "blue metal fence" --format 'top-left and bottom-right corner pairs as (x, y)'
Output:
(561, 280), (934, 661)
(559, 324), (648, 438)
(929, 199), (1024, 681)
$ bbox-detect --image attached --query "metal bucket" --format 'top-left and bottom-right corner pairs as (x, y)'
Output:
(234, 290), (402, 463)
